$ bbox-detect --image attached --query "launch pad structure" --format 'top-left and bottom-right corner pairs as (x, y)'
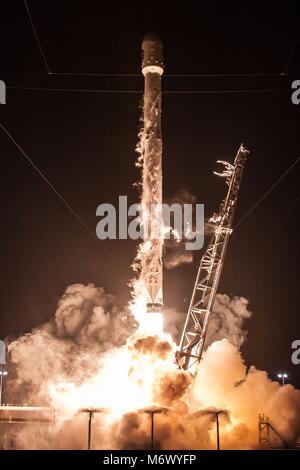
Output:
(0, 405), (54, 424)
(258, 414), (290, 449)
(177, 144), (250, 372)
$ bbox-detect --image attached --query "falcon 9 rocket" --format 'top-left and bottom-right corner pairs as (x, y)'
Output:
(140, 33), (164, 313)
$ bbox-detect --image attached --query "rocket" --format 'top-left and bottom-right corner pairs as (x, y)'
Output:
(141, 33), (164, 313)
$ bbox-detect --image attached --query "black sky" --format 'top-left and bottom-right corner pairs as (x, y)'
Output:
(0, 2), (300, 386)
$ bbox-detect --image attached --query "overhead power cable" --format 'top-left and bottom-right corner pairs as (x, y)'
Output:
(234, 157), (300, 229)
(7, 86), (288, 95)
(23, 0), (51, 74)
(282, 36), (300, 74)
(0, 122), (123, 269)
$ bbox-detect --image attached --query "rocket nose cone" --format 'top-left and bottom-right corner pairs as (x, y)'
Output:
(142, 31), (163, 47)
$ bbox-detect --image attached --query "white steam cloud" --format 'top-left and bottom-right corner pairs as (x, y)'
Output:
(2, 285), (300, 450)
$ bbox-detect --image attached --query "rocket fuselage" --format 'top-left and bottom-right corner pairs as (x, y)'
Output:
(141, 33), (164, 312)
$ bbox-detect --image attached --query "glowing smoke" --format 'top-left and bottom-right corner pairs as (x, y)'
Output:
(3, 286), (300, 449)
(205, 294), (252, 349)
(162, 293), (252, 347)
(6, 284), (136, 404)
(193, 340), (300, 447)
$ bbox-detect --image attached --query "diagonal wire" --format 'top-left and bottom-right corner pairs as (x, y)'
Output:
(282, 36), (300, 74)
(265, 193), (300, 247)
(0, 122), (124, 269)
(234, 157), (300, 229)
(23, 0), (51, 74)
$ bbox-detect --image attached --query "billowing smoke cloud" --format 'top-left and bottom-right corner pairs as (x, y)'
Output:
(163, 293), (251, 348)
(128, 335), (172, 360)
(53, 284), (135, 347)
(153, 371), (192, 405)
(6, 284), (136, 404)
(205, 294), (252, 349)
(2, 284), (300, 450)
(193, 339), (300, 447)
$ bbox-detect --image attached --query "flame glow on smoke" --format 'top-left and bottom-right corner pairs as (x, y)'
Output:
(4, 284), (300, 449)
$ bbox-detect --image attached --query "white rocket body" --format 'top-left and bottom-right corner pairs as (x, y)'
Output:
(141, 33), (164, 312)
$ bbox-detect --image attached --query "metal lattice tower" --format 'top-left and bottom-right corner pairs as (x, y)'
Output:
(176, 144), (249, 372)
(258, 414), (289, 449)
(258, 414), (271, 448)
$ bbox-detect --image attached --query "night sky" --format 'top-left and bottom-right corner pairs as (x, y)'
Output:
(1, 2), (300, 386)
